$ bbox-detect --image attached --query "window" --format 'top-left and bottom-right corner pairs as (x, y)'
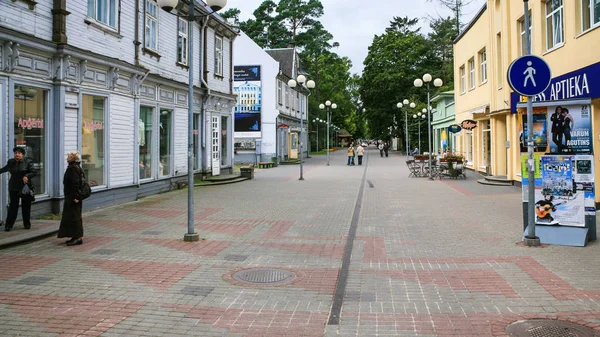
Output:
(479, 49), (487, 83)
(481, 120), (491, 167)
(277, 80), (282, 105)
(139, 107), (154, 179)
(519, 12), (532, 55)
(87, 0), (118, 29)
(82, 95), (106, 187)
(285, 86), (289, 107)
(496, 33), (502, 87)
(459, 66), (466, 93)
(468, 58), (475, 89)
(582, 0), (600, 31)
(159, 109), (172, 177)
(177, 18), (188, 65)
(145, 0), (158, 51)
(13, 86), (48, 195)
(214, 36), (223, 76)
(546, 0), (564, 49)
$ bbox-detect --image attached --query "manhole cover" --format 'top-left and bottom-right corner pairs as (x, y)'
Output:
(232, 268), (295, 285)
(506, 319), (599, 337)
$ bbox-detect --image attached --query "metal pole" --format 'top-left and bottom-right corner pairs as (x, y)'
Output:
(184, 2), (198, 242)
(418, 120), (421, 153)
(326, 108), (330, 166)
(427, 84), (433, 180)
(524, 0), (537, 241)
(404, 108), (408, 155)
(299, 95), (304, 180)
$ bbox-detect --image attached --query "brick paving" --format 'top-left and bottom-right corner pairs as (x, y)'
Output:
(0, 147), (599, 336)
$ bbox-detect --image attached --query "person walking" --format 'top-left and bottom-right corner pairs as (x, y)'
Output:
(383, 142), (389, 157)
(378, 142), (384, 157)
(58, 151), (85, 246)
(347, 144), (355, 165)
(356, 143), (365, 165)
(0, 147), (37, 231)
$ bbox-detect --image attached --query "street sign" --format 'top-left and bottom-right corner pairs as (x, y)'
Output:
(507, 55), (552, 96)
(447, 124), (462, 133)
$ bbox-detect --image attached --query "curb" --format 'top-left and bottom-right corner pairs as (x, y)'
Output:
(0, 222), (59, 250)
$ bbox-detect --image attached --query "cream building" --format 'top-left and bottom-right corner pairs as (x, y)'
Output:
(454, 0), (600, 201)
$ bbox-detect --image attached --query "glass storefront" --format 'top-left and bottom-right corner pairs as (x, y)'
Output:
(193, 114), (199, 171)
(13, 85), (47, 195)
(139, 106), (153, 179)
(82, 95), (106, 187)
(221, 116), (227, 166)
(159, 109), (172, 176)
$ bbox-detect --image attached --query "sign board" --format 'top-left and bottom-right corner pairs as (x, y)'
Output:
(233, 65), (261, 82)
(460, 119), (477, 130)
(448, 124), (462, 133)
(508, 55), (552, 96)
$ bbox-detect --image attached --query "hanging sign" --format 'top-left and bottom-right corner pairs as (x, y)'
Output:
(460, 119), (477, 130)
(447, 124), (462, 133)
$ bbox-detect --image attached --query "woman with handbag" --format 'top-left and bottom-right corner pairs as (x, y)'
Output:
(0, 147), (37, 231)
(58, 151), (85, 246)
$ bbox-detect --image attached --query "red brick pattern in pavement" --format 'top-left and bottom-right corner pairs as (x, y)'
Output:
(48, 236), (118, 252)
(0, 293), (144, 336)
(126, 207), (185, 218)
(140, 238), (232, 256)
(1, 255), (60, 280)
(262, 220), (294, 238)
(163, 304), (329, 336)
(85, 219), (161, 232)
(194, 207), (223, 220)
(195, 222), (256, 236)
(363, 269), (520, 297)
(343, 311), (600, 336)
(79, 259), (199, 290)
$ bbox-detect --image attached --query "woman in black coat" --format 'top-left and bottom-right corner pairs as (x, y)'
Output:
(0, 147), (37, 231)
(58, 151), (84, 246)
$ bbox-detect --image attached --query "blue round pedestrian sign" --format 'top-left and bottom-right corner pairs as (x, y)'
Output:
(507, 55), (552, 96)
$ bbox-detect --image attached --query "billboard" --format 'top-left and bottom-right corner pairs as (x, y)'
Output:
(234, 65), (261, 137)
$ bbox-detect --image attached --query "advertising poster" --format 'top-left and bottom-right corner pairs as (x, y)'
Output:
(234, 65), (262, 138)
(547, 104), (592, 154)
(521, 153), (542, 202)
(573, 155), (596, 215)
(518, 108), (549, 153)
(534, 155), (585, 227)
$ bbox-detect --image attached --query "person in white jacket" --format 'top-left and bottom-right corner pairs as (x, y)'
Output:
(356, 144), (365, 165)
(378, 143), (384, 157)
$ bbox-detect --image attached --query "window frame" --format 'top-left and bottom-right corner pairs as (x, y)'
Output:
(87, 0), (119, 30)
(144, 0), (159, 52)
(465, 130), (473, 164)
(519, 12), (532, 55)
(468, 58), (476, 90)
(177, 18), (188, 65)
(545, 0), (564, 50)
(139, 106), (155, 181)
(459, 65), (466, 94)
(158, 108), (174, 177)
(214, 35), (224, 77)
(581, 0), (600, 31)
(479, 49), (487, 84)
(277, 80), (282, 105)
(80, 93), (110, 189)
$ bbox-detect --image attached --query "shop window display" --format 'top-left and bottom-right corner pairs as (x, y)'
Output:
(82, 95), (105, 186)
(13, 86), (47, 195)
(139, 107), (154, 179)
(159, 109), (172, 176)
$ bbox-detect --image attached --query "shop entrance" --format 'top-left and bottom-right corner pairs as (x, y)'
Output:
(288, 132), (298, 159)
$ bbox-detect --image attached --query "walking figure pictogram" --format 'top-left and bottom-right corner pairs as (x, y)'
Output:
(523, 61), (537, 87)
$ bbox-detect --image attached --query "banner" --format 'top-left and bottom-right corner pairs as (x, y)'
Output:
(547, 104), (592, 154)
(234, 65), (262, 136)
(518, 108), (548, 153)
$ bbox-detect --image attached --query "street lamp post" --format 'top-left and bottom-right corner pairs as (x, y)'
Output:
(414, 74), (443, 180)
(312, 119), (319, 152)
(158, 0), (227, 242)
(319, 101), (337, 166)
(288, 75), (315, 180)
(397, 99), (415, 155)
(413, 112), (426, 153)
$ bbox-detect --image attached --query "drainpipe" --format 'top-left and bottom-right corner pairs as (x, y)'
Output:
(134, 0), (141, 65)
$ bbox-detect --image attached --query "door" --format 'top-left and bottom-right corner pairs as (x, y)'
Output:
(211, 116), (220, 176)
(0, 79), (5, 221)
(288, 132), (298, 159)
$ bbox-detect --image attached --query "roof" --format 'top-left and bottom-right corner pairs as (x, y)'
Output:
(431, 90), (455, 103)
(454, 2), (487, 44)
(265, 48), (295, 78)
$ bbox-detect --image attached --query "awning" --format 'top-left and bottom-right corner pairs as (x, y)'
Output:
(516, 98), (591, 108)
(469, 105), (489, 115)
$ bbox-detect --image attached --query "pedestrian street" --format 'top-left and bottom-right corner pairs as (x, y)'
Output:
(1, 147), (599, 337)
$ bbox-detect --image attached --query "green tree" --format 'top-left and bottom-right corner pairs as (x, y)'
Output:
(427, 16), (458, 89)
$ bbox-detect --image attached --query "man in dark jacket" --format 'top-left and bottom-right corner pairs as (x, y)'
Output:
(0, 147), (37, 231)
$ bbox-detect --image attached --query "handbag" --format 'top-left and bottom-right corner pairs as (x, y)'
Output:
(78, 174), (92, 200)
(19, 183), (35, 202)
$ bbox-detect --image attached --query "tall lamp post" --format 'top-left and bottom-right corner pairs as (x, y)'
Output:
(288, 75), (315, 180)
(312, 119), (320, 152)
(319, 101), (337, 166)
(414, 74), (443, 180)
(413, 111), (426, 153)
(158, 0), (227, 242)
(396, 100), (415, 155)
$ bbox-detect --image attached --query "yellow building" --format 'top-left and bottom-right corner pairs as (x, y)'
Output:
(454, 0), (600, 201)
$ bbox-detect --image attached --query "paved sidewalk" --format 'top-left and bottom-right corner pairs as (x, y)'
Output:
(0, 147), (598, 336)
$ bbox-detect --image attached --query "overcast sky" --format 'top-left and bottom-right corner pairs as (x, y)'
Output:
(225, 0), (487, 75)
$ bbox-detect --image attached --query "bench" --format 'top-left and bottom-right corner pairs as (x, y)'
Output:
(259, 162), (274, 168)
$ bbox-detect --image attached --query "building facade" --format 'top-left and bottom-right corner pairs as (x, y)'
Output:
(431, 91), (456, 154)
(0, 0), (236, 219)
(453, 0), (600, 196)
